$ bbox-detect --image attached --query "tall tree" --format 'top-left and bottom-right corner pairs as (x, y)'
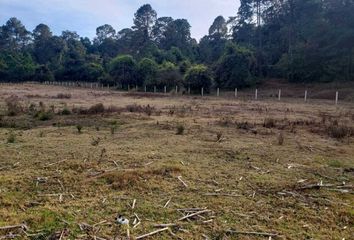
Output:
(133, 4), (157, 43)
(0, 17), (31, 51)
(209, 16), (228, 38)
(94, 24), (116, 45)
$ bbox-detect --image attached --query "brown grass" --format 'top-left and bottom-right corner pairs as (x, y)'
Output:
(0, 84), (353, 239)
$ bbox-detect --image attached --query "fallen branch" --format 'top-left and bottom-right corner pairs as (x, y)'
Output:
(153, 223), (179, 228)
(178, 209), (211, 221)
(164, 198), (171, 208)
(226, 230), (278, 237)
(203, 193), (241, 197)
(135, 227), (169, 239)
(44, 159), (67, 168)
(177, 176), (188, 188)
(0, 224), (28, 231)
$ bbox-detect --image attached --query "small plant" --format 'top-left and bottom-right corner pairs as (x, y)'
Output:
(328, 159), (343, 168)
(91, 137), (101, 146)
(176, 124), (185, 135)
(277, 132), (284, 145)
(236, 121), (251, 130)
(7, 131), (16, 143)
(95, 126), (100, 131)
(216, 132), (223, 142)
(5, 95), (23, 116)
(263, 118), (276, 128)
(110, 121), (118, 135)
(88, 103), (105, 114)
(60, 107), (71, 115)
(56, 93), (72, 99)
(144, 104), (154, 116)
(28, 103), (37, 115)
(327, 124), (351, 139)
(39, 131), (45, 138)
(36, 111), (53, 121)
(76, 125), (83, 134)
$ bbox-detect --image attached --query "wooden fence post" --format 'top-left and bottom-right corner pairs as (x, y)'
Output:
(255, 89), (258, 100)
(335, 91), (339, 105)
(278, 89), (281, 101)
(304, 90), (308, 102)
(201, 87), (204, 97)
(217, 88), (220, 97)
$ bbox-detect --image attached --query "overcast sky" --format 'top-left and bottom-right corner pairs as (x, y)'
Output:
(0, 0), (240, 41)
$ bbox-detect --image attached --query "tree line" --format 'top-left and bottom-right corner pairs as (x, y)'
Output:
(0, 1), (353, 91)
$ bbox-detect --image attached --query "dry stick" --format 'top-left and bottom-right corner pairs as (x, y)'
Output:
(178, 210), (211, 221)
(164, 198), (172, 208)
(177, 208), (206, 212)
(177, 176), (188, 188)
(153, 223), (179, 228)
(203, 193), (242, 197)
(133, 222), (141, 229)
(0, 224), (28, 231)
(0, 234), (21, 239)
(132, 199), (136, 209)
(226, 230), (278, 237)
(44, 159), (67, 168)
(134, 213), (141, 222)
(135, 227), (169, 239)
(59, 230), (65, 240)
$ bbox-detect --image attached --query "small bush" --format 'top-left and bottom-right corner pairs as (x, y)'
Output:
(235, 121), (251, 130)
(328, 159), (343, 168)
(216, 132), (223, 142)
(126, 104), (155, 116)
(76, 125), (83, 134)
(263, 118), (276, 128)
(39, 131), (45, 137)
(56, 93), (72, 99)
(126, 104), (142, 113)
(60, 107), (71, 115)
(277, 132), (284, 145)
(91, 137), (100, 146)
(176, 124), (185, 135)
(5, 95), (23, 116)
(36, 111), (53, 121)
(327, 124), (351, 139)
(7, 131), (16, 143)
(110, 125), (117, 135)
(88, 103), (105, 114)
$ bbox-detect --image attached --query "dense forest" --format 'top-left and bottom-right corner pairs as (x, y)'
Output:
(0, 0), (353, 91)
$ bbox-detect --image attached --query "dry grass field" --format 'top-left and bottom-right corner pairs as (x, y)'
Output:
(0, 84), (353, 239)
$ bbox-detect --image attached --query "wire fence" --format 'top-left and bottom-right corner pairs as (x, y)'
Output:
(0, 81), (349, 105)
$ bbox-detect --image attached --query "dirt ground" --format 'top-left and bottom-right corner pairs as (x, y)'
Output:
(0, 84), (353, 239)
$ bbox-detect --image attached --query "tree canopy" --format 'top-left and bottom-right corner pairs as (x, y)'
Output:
(0, 1), (353, 90)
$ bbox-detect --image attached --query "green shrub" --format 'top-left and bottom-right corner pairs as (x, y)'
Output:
(176, 124), (185, 135)
(76, 125), (83, 134)
(7, 131), (16, 143)
(37, 111), (53, 121)
(60, 108), (71, 115)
